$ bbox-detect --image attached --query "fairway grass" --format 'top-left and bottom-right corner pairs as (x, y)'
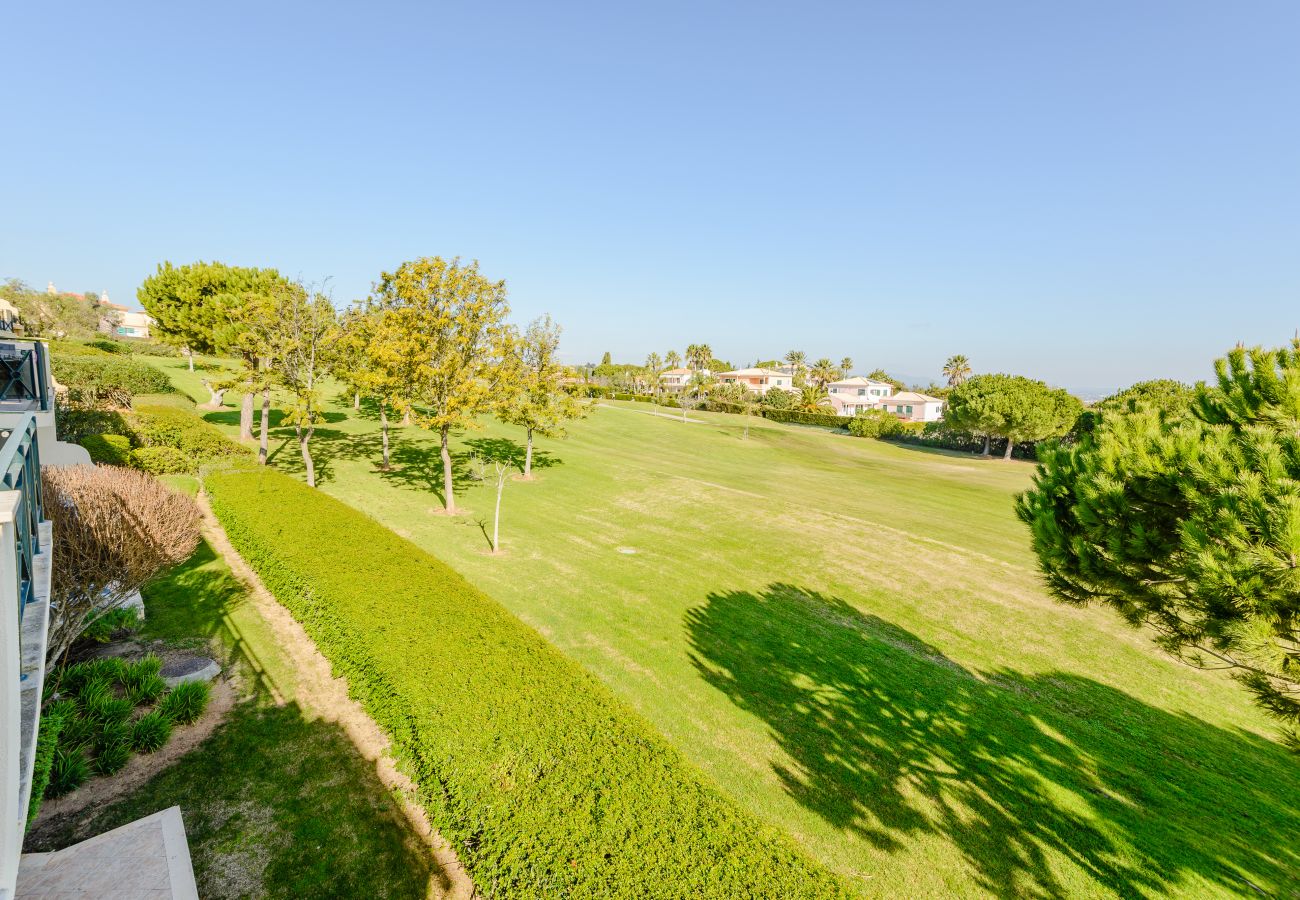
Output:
(146, 356), (1300, 898)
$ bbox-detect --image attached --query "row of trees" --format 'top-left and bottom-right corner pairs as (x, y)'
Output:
(138, 257), (581, 511)
(0, 278), (117, 338)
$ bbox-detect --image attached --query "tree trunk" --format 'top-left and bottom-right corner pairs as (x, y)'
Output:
(492, 474), (504, 552)
(379, 403), (390, 469)
(258, 388), (271, 465)
(525, 427), (534, 478)
(185, 348), (194, 371)
(981, 434), (991, 456)
(298, 426), (316, 487)
(239, 387), (253, 442)
(440, 424), (455, 512)
(1003, 438), (1015, 461)
(402, 409), (412, 427)
(353, 390), (360, 410)
(204, 382), (226, 409)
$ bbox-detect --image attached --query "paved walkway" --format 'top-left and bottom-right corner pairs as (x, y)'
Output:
(16, 806), (197, 898)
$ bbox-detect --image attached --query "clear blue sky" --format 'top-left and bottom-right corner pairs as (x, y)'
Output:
(5, 1), (1298, 394)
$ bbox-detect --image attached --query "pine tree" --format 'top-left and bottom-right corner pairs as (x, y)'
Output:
(1017, 342), (1300, 745)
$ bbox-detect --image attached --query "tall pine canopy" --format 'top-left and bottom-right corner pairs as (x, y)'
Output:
(1017, 342), (1300, 745)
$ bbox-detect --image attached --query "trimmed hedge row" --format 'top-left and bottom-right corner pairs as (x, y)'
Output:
(205, 467), (850, 899)
(883, 422), (1040, 460)
(51, 350), (172, 406)
(759, 408), (847, 429)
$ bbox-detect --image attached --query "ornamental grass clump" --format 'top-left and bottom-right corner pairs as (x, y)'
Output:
(158, 681), (209, 725)
(130, 711), (172, 753)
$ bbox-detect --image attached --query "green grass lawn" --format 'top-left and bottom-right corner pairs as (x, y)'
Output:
(30, 535), (435, 899)
(143, 356), (1300, 898)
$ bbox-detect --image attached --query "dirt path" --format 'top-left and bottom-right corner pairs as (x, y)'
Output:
(196, 493), (475, 900)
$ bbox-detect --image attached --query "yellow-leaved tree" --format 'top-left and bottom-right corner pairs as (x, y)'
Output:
(371, 257), (514, 512)
(499, 315), (585, 479)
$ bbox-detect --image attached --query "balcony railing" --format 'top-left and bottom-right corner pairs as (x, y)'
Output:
(0, 416), (43, 624)
(0, 342), (50, 413)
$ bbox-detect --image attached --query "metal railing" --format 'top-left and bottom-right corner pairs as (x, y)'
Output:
(0, 415), (43, 622)
(0, 342), (50, 412)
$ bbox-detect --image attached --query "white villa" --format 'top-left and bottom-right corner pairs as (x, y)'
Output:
(826, 377), (895, 416)
(873, 390), (946, 422)
(714, 368), (794, 396)
(659, 368), (707, 391)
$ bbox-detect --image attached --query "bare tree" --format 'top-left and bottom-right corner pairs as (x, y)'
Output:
(490, 461), (509, 553)
(43, 466), (200, 668)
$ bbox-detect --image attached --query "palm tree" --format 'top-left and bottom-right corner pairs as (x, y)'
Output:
(645, 352), (664, 406)
(943, 354), (972, 386)
(665, 350), (681, 370)
(796, 384), (832, 412)
(784, 349), (807, 376)
(839, 357), (853, 379)
(685, 343), (712, 373)
(810, 357), (837, 388)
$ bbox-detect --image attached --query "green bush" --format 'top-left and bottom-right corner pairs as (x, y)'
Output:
(126, 404), (248, 472)
(129, 446), (191, 475)
(51, 353), (172, 407)
(27, 700), (72, 824)
(158, 681), (210, 725)
(130, 711), (173, 753)
(79, 606), (141, 643)
(761, 408), (847, 429)
(80, 433), (132, 466)
(205, 467), (849, 899)
(847, 409), (905, 438)
(54, 404), (130, 444)
(84, 338), (130, 354)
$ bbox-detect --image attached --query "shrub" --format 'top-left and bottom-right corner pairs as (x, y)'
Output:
(27, 700), (72, 824)
(761, 388), (795, 410)
(79, 606), (141, 644)
(54, 404), (130, 444)
(126, 404), (248, 470)
(130, 711), (173, 753)
(80, 433), (133, 466)
(205, 467), (849, 899)
(84, 338), (129, 354)
(122, 655), (166, 705)
(128, 446), (192, 474)
(847, 409), (905, 438)
(51, 353), (172, 407)
(74, 675), (112, 711)
(47, 746), (90, 797)
(761, 408), (847, 429)
(42, 465), (201, 666)
(158, 681), (210, 725)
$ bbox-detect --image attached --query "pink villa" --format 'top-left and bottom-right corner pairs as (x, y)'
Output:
(714, 367), (793, 396)
(826, 377), (895, 416)
(873, 390), (945, 422)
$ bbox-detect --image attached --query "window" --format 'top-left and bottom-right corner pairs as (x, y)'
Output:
(830, 387), (837, 393)
(857, 389), (865, 396)
(905, 405), (913, 414)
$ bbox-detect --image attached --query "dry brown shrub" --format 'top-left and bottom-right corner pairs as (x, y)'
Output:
(42, 465), (200, 665)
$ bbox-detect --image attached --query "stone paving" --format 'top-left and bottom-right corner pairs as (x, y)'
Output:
(16, 806), (197, 898)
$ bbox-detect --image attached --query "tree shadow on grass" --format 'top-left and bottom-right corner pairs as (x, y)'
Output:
(685, 584), (1300, 898)
(202, 408), (346, 428)
(462, 437), (561, 474)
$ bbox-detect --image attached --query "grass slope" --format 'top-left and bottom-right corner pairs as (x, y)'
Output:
(144, 356), (1300, 898)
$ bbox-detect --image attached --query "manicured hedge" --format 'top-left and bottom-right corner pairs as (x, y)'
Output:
(127, 404), (249, 472)
(80, 433), (132, 465)
(760, 408), (847, 429)
(205, 467), (849, 899)
(51, 351), (172, 406)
